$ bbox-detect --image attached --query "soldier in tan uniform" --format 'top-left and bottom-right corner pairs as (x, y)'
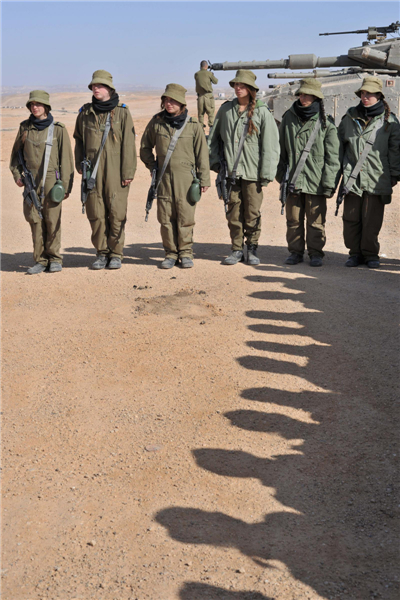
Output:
(74, 70), (137, 270)
(140, 84), (211, 269)
(10, 90), (74, 274)
(194, 61), (218, 131)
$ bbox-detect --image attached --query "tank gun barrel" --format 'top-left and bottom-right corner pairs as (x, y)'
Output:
(210, 54), (358, 72)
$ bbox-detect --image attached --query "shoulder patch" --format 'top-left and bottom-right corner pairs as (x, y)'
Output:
(118, 102), (127, 108)
(55, 122), (65, 128)
(190, 116), (198, 123)
(79, 106), (84, 113)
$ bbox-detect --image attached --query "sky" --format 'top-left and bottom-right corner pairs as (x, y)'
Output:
(1, 1), (399, 91)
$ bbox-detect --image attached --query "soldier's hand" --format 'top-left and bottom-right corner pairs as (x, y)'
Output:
(64, 193), (70, 200)
(201, 186), (210, 193)
(122, 179), (133, 187)
(16, 179), (24, 188)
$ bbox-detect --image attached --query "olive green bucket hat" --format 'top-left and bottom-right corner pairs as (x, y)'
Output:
(88, 70), (115, 91)
(26, 90), (51, 110)
(162, 83), (187, 106)
(229, 70), (259, 91)
(296, 79), (324, 99)
(355, 76), (384, 98)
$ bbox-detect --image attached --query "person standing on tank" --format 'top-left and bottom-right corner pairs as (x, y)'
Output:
(338, 76), (400, 269)
(9, 90), (74, 274)
(208, 70), (279, 265)
(140, 84), (210, 269)
(276, 79), (341, 267)
(194, 60), (218, 132)
(74, 70), (137, 270)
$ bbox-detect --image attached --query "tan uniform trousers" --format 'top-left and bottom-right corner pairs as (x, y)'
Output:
(286, 193), (327, 258)
(197, 93), (215, 127)
(85, 183), (129, 259)
(226, 179), (263, 251)
(157, 195), (196, 260)
(23, 182), (62, 266)
(343, 192), (384, 261)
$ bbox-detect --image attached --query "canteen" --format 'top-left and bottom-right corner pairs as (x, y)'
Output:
(50, 180), (65, 203)
(188, 175), (202, 204)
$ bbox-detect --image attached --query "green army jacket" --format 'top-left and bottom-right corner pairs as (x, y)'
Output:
(276, 105), (341, 196)
(73, 103), (137, 181)
(140, 113), (211, 198)
(195, 70), (218, 96)
(208, 99), (280, 185)
(338, 106), (400, 196)
(9, 119), (74, 193)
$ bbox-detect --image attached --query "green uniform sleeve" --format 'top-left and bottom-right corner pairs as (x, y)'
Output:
(388, 119), (400, 179)
(211, 73), (218, 85)
(193, 123), (211, 187)
(321, 121), (341, 194)
(9, 124), (25, 182)
(57, 126), (74, 194)
(276, 113), (289, 184)
(121, 108), (137, 181)
(259, 108), (280, 183)
(207, 106), (222, 171)
(73, 112), (84, 172)
(140, 118), (157, 171)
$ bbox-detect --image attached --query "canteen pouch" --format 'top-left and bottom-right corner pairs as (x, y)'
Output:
(188, 171), (202, 204)
(50, 180), (65, 203)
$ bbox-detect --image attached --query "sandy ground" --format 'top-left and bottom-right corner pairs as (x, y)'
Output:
(1, 92), (399, 600)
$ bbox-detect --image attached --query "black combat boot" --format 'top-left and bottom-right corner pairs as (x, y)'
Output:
(247, 245), (260, 265)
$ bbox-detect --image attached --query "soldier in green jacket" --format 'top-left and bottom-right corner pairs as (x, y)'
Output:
(140, 84), (210, 269)
(276, 79), (341, 267)
(194, 61), (218, 131)
(338, 77), (400, 268)
(9, 90), (74, 274)
(208, 70), (280, 265)
(74, 70), (137, 270)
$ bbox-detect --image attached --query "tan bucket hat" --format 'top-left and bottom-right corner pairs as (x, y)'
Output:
(296, 79), (324, 100)
(229, 70), (259, 91)
(26, 90), (51, 110)
(162, 83), (187, 106)
(355, 76), (384, 98)
(88, 70), (115, 91)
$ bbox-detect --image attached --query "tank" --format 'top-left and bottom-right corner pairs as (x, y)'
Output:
(210, 22), (400, 124)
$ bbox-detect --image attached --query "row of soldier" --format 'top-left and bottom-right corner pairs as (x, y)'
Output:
(9, 66), (400, 274)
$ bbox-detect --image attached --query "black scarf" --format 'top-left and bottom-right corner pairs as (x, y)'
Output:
(162, 108), (188, 129)
(92, 92), (119, 113)
(29, 112), (54, 131)
(357, 99), (385, 119)
(293, 99), (320, 121)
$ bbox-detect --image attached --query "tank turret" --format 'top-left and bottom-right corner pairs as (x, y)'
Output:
(210, 23), (400, 124)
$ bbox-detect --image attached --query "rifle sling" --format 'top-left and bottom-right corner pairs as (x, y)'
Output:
(86, 113), (111, 189)
(230, 118), (250, 184)
(40, 122), (55, 200)
(342, 116), (384, 195)
(155, 114), (191, 196)
(289, 118), (321, 190)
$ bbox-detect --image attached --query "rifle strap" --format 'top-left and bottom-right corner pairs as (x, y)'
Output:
(87, 113), (111, 189)
(342, 116), (384, 194)
(230, 117), (250, 184)
(155, 114), (190, 196)
(289, 118), (321, 190)
(40, 122), (55, 200)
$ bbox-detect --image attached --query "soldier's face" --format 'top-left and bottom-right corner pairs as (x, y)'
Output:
(299, 94), (316, 107)
(92, 84), (112, 102)
(234, 83), (250, 102)
(360, 91), (380, 107)
(163, 96), (183, 116)
(29, 102), (47, 119)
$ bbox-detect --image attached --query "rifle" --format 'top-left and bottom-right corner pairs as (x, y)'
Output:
(279, 164), (290, 215)
(335, 178), (347, 216)
(17, 150), (43, 219)
(215, 142), (229, 213)
(80, 157), (92, 214)
(145, 165), (158, 222)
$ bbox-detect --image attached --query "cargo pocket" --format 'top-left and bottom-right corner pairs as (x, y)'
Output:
(85, 191), (104, 222)
(23, 199), (41, 224)
(157, 197), (173, 225)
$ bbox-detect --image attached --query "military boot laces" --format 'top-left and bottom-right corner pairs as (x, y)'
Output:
(247, 245), (260, 266)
